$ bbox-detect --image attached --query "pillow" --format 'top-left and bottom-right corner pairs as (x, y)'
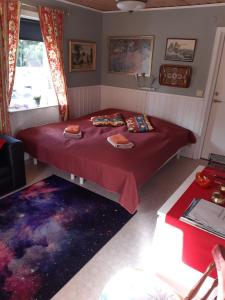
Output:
(126, 114), (154, 133)
(91, 113), (125, 127)
(0, 138), (6, 150)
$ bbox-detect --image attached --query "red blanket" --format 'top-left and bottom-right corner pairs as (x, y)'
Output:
(17, 108), (195, 213)
(166, 167), (225, 277)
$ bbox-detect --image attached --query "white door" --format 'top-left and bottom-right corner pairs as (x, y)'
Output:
(202, 37), (225, 159)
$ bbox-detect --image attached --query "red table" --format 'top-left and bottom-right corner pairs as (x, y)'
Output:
(165, 166), (225, 277)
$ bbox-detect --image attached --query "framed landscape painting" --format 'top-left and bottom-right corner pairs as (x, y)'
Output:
(69, 40), (96, 72)
(165, 38), (197, 62)
(108, 36), (154, 76)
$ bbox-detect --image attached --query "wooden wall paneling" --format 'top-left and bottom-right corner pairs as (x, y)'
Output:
(68, 85), (101, 118)
(100, 85), (206, 158)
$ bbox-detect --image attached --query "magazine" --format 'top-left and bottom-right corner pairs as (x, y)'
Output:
(180, 199), (225, 239)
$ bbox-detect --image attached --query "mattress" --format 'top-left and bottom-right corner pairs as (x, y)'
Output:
(17, 108), (196, 213)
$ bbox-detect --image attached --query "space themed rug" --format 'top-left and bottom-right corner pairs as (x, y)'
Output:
(0, 175), (133, 300)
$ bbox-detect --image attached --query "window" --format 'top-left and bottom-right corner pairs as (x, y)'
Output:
(10, 17), (57, 110)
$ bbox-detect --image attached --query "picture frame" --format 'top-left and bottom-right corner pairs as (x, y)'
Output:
(69, 40), (96, 72)
(159, 64), (192, 88)
(165, 38), (197, 62)
(108, 36), (154, 76)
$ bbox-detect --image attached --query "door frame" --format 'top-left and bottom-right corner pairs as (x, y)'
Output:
(199, 27), (225, 159)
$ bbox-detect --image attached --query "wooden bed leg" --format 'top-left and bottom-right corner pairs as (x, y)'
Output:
(70, 174), (75, 181)
(79, 177), (84, 185)
(33, 158), (38, 165)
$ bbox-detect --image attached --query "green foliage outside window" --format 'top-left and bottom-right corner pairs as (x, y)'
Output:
(17, 40), (44, 67)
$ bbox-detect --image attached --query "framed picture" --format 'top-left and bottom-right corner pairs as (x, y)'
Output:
(165, 38), (197, 62)
(159, 64), (192, 88)
(69, 40), (96, 72)
(108, 36), (154, 76)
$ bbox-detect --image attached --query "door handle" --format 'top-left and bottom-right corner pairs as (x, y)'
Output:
(213, 99), (223, 103)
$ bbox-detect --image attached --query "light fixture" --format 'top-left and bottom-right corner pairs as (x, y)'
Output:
(116, 0), (147, 12)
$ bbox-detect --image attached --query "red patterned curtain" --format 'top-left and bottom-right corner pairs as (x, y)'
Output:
(0, 0), (20, 134)
(39, 6), (69, 121)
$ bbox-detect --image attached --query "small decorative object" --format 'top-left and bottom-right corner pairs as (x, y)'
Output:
(165, 38), (197, 62)
(33, 95), (41, 106)
(159, 64), (192, 88)
(195, 172), (212, 188)
(108, 36), (154, 75)
(211, 191), (225, 205)
(69, 40), (96, 72)
(116, 0), (147, 11)
(135, 73), (157, 90)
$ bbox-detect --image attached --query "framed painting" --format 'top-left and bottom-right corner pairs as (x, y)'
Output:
(159, 64), (192, 88)
(108, 36), (154, 76)
(165, 38), (197, 62)
(69, 40), (96, 72)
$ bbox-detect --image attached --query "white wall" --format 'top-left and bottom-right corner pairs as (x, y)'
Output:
(68, 85), (101, 119)
(10, 84), (206, 159)
(10, 106), (60, 135)
(10, 85), (101, 135)
(100, 85), (207, 159)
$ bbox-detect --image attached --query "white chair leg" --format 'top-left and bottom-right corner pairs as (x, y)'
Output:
(70, 174), (75, 181)
(33, 158), (38, 165)
(79, 177), (84, 185)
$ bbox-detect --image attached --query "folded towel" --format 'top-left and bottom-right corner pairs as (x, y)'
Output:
(107, 136), (134, 149)
(109, 134), (130, 145)
(63, 131), (82, 139)
(64, 125), (80, 134)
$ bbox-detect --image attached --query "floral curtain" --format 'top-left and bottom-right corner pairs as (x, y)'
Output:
(39, 6), (69, 121)
(0, 0), (20, 135)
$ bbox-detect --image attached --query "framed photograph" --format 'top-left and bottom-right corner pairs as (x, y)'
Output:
(165, 38), (197, 62)
(159, 64), (192, 88)
(69, 40), (96, 72)
(108, 36), (154, 76)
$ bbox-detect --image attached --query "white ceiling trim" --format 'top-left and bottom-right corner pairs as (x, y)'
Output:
(56, 1), (225, 14)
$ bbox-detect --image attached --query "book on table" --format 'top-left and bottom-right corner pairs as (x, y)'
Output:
(180, 199), (225, 239)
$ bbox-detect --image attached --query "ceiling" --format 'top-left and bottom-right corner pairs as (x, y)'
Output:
(64, 0), (225, 12)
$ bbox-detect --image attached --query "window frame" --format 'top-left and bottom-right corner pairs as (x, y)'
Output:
(9, 9), (58, 113)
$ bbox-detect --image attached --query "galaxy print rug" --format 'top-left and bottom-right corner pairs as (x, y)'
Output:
(0, 175), (133, 300)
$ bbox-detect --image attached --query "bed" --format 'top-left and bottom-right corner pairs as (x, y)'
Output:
(17, 108), (196, 213)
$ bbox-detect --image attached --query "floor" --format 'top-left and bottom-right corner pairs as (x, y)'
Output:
(24, 156), (206, 300)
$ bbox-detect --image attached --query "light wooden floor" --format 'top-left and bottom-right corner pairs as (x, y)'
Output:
(23, 157), (205, 300)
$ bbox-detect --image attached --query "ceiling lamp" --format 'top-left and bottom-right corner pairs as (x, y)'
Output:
(116, 0), (147, 12)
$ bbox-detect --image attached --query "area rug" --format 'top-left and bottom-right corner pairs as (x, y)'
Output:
(0, 175), (133, 300)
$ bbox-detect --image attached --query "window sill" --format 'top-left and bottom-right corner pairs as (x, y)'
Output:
(8, 104), (58, 113)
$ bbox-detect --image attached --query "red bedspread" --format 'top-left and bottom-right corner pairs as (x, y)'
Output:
(17, 108), (195, 213)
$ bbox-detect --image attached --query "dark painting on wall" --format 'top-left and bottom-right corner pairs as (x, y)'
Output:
(69, 40), (96, 72)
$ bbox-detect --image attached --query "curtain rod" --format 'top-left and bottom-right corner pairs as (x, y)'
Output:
(21, 2), (70, 16)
